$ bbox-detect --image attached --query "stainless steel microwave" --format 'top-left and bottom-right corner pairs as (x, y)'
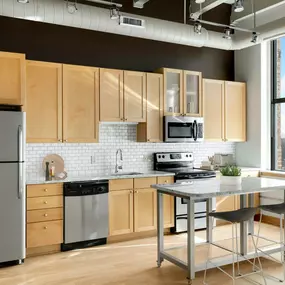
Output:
(164, 116), (204, 143)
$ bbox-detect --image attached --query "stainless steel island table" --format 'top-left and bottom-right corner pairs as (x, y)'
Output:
(152, 177), (285, 285)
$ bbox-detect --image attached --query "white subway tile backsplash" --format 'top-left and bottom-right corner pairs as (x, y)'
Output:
(26, 124), (235, 181)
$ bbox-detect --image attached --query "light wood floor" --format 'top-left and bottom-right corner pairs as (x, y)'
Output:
(0, 223), (285, 285)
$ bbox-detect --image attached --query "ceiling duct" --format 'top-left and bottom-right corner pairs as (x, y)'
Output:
(1, 0), (285, 50)
(133, 0), (150, 9)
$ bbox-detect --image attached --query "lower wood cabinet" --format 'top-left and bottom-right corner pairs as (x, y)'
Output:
(26, 184), (63, 255)
(109, 190), (134, 236)
(134, 188), (156, 232)
(27, 220), (63, 248)
(108, 176), (175, 237)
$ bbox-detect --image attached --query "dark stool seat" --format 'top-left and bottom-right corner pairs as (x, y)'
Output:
(259, 203), (285, 215)
(209, 207), (257, 223)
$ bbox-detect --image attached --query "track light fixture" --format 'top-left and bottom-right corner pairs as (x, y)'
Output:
(251, 32), (258, 43)
(66, 0), (78, 14)
(234, 0), (244, 13)
(194, 22), (202, 35)
(223, 28), (232, 40)
(110, 5), (120, 20)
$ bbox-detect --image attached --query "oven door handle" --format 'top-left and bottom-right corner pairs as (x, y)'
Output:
(176, 216), (206, 220)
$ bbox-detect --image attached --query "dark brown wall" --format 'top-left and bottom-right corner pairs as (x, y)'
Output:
(0, 15), (234, 80)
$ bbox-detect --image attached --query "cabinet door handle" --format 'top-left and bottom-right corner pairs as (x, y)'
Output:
(164, 180), (168, 184)
(135, 191), (138, 193)
(44, 201), (48, 204)
(124, 118), (127, 121)
(44, 226), (48, 230)
(44, 189), (48, 192)
(130, 190), (133, 194)
(44, 213), (48, 217)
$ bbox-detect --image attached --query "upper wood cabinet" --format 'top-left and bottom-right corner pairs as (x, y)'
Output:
(99, 69), (146, 123)
(124, 71), (146, 122)
(203, 79), (246, 142)
(26, 61), (63, 143)
(0, 52), (25, 105)
(225, 81), (246, 142)
(137, 73), (163, 142)
(203, 79), (225, 142)
(63, 64), (99, 143)
(157, 68), (202, 117)
(100, 68), (124, 122)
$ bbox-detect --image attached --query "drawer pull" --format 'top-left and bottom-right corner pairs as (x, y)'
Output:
(44, 226), (48, 230)
(44, 214), (48, 217)
(44, 201), (48, 204)
(164, 180), (168, 183)
(130, 191), (133, 194)
(44, 189), (48, 192)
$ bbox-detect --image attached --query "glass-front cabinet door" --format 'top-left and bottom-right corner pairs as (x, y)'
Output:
(164, 69), (183, 116)
(184, 71), (202, 116)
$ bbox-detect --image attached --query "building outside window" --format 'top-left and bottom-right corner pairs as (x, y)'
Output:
(272, 37), (285, 170)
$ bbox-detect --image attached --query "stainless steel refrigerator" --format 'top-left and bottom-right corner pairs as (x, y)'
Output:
(0, 111), (25, 264)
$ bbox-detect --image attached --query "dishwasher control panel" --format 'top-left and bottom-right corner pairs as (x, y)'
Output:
(64, 180), (109, 196)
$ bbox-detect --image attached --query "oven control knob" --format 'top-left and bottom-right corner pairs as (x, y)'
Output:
(162, 155), (165, 158)
(158, 155), (161, 159)
(186, 155), (188, 157)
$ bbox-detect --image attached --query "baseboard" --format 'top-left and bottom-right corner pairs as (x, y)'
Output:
(107, 228), (171, 244)
(26, 244), (61, 257)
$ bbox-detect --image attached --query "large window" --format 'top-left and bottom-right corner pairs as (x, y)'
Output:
(272, 37), (285, 170)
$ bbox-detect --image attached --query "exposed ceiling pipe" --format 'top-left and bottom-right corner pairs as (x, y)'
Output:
(1, 0), (285, 51)
(85, 0), (122, 7)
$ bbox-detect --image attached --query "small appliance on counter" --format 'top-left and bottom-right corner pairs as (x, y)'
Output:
(62, 180), (109, 251)
(214, 153), (234, 167)
(163, 116), (204, 143)
(43, 154), (67, 181)
(154, 152), (216, 233)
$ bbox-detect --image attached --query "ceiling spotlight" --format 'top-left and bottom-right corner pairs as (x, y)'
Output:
(195, 0), (205, 3)
(251, 32), (258, 43)
(223, 28), (232, 40)
(194, 22), (202, 35)
(17, 0), (29, 3)
(234, 0), (244, 13)
(110, 5), (120, 20)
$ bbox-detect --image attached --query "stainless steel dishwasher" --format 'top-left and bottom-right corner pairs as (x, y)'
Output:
(62, 180), (109, 251)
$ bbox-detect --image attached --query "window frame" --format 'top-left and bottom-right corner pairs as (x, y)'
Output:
(271, 39), (285, 170)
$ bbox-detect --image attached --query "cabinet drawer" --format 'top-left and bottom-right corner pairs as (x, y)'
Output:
(27, 184), (63, 198)
(109, 179), (133, 191)
(134, 177), (156, 189)
(157, 176), (174, 185)
(27, 196), (63, 210)
(27, 220), (63, 248)
(27, 208), (63, 223)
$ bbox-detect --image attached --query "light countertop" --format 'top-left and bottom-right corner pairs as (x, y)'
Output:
(26, 171), (175, 185)
(152, 177), (285, 200)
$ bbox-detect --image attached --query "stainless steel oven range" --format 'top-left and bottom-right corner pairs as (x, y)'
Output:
(154, 152), (216, 233)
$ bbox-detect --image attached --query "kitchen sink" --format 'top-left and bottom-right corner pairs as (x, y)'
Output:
(111, 172), (143, 176)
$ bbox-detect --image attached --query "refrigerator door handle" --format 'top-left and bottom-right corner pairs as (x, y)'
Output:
(18, 125), (23, 200)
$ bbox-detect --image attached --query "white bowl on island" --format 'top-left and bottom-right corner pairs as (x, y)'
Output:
(220, 175), (242, 185)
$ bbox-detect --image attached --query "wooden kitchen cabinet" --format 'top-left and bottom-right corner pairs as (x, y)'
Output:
(203, 79), (246, 142)
(124, 71), (146, 122)
(100, 68), (124, 122)
(0, 51), (25, 105)
(134, 188), (156, 232)
(63, 64), (99, 143)
(137, 73), (163, 142)
(109, 190), (134, 236)
(225, 81), (246, 142)
(157, 68), (202, 117)
(26, 61), (62, 143)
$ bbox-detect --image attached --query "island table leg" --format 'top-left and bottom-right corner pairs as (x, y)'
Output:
(248, 193), (254, 235)
(240, 194), (248, 255)
(157, 191), (164, 267)
(206, 198), (213, 243)
(187, 198), (195, 283)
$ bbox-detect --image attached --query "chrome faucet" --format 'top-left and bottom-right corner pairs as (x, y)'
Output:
(115, 149), (123, 173)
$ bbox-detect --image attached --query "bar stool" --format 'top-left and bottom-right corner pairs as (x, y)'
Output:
(254, 203), (285, 282)
(203, 207), (267, 285)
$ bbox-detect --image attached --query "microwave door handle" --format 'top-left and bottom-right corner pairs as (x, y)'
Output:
(193, 120), (198, 141)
